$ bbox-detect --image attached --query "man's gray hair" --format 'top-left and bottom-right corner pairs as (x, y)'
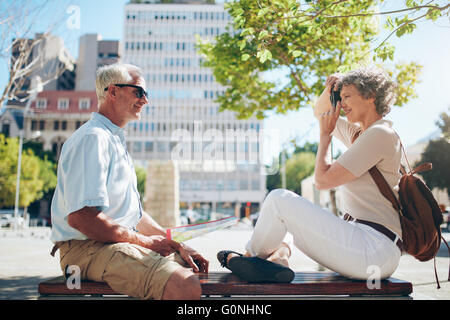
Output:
(95, 63), (143, 105)
(336, 67), (397, 116)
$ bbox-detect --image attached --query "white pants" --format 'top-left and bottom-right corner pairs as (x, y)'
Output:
(245, 189), (401, 280)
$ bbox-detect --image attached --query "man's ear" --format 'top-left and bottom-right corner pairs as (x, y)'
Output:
(107, 85), (118, 100)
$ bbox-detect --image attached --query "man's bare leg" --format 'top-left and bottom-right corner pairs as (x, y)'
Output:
(161, 267), (201, 300)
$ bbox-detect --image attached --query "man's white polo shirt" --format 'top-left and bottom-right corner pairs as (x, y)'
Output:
(50, 112), (143, 242)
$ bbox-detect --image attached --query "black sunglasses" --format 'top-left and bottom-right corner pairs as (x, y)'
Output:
(104, 83), (148, 99)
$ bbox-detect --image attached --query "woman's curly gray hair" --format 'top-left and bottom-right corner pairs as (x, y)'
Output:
(336, 67), (397, 116)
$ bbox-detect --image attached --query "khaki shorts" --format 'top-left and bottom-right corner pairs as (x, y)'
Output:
(58, 239), (188, 300)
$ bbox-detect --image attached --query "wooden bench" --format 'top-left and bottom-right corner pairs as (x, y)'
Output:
(38, 271), (412, 299)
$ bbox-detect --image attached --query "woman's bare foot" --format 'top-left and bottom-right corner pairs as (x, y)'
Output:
(226, 243), (291, 267)
(267, 243), (291, 267)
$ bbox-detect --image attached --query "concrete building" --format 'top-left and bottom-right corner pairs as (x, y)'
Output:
(122, 0), (267, 215)
(8, 33), (76, 107)
(0, 108), (23, 138)
(26, 90), (98, 159)
(75, 34), (120, 91)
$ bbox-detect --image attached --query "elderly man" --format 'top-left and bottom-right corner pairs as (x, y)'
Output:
(50, 63), (208, 300)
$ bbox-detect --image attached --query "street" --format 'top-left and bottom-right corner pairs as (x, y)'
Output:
(0, 224), (449, 300)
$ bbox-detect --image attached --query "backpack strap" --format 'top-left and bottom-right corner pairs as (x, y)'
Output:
(351, 129), (403, 215)
(367, 166), (403, 215)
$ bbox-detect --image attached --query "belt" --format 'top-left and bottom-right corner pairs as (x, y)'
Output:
(50, 241), (65, 257)
(343, 213), (404, 253)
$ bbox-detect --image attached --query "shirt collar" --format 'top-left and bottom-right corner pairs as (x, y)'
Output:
(368, 118), (393, 129)
(91, 112), (124, 136)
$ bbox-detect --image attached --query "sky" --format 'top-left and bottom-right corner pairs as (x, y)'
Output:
(1, 0), (449, 163)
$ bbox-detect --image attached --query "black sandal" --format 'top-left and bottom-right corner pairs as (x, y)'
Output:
(217, 250), (295, 283)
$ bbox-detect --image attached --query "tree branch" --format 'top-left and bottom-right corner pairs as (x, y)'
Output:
(282, 2), (450, 21)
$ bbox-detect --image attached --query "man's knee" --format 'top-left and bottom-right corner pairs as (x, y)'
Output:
(162, 268), (201, 300)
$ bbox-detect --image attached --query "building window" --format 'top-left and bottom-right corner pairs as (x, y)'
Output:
(157, 142), (166, 153)
(57, 98), (69, 110)
(79, 98), (90, 110)
(36, 98), (47, 109)
(145, 142), (153, 153)
(133, 141), (142, 153)
(54, 121), (59, 131)
(251, 179), (260, 191)
(1, 122), (10, 137)
(240, 179), (248, 190)
(76, 121), (82, 129)
(39, 120), (45, 130)
(61, 121), (67, 131)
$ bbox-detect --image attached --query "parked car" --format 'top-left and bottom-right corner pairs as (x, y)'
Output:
(442, 208), (449, 232)
(0, 214), (24, 228)
(0, 214), (14, 227)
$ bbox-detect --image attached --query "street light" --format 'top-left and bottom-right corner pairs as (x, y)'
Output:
(281, 143), (287, 190)
(13, 76), (43, 230)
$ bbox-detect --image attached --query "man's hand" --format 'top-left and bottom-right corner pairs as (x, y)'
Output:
(145, 235), (181, 256)
(146, 236), (209, 273)
(178, 243), (209, 273)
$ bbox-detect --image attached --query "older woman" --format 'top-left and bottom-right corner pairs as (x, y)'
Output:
(218, 67), (403, 283)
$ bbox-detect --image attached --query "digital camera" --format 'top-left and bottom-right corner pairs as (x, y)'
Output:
(330, 88), (341, 109)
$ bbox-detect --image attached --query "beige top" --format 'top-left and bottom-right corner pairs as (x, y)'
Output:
(332, 117), (403, 237)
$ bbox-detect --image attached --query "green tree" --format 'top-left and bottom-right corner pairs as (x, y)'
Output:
(417, 109), (450, 197)
(293, 141), (319, 155)
(196, 0), (450, 119)
(135, 166), (147, 200)
(266, 141), (317, 194)
(285, 151), (316, 195)
(0, 134), (56, 208)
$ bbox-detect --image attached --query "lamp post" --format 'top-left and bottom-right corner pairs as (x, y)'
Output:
(13, 77), (42, 230)
(281, 144), (287, 190)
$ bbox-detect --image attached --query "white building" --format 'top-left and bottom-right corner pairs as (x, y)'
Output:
(122, 0), (267, 215)
(76, 34), (120, 91)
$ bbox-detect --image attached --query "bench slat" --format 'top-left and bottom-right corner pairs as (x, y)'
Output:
(38, 272), (412, 297)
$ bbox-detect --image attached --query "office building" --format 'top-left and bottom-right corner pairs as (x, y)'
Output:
(123, 0), (267, 215)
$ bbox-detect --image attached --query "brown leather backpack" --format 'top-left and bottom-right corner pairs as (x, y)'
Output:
(353, 130), (450, 288)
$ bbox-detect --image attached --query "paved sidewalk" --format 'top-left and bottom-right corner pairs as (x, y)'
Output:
(0, 224), (449, 299)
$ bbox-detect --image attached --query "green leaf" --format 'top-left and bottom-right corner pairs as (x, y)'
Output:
(426, 7), (441, 21)
(241, 53), (250, 61)
(239, 39), (246, 50)
(258, 30), (270, 40)
(292, 50), (302, 58)
(259, 49), (272, 63)
(257, 8), (270, 17)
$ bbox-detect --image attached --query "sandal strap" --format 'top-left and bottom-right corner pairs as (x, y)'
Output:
(218, 250), (243, 268)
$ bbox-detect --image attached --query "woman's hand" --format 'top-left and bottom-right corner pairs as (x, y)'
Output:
(319, 101), (342, 137)
(314, 74), (341, 119)
(325, 75), (340, 94)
